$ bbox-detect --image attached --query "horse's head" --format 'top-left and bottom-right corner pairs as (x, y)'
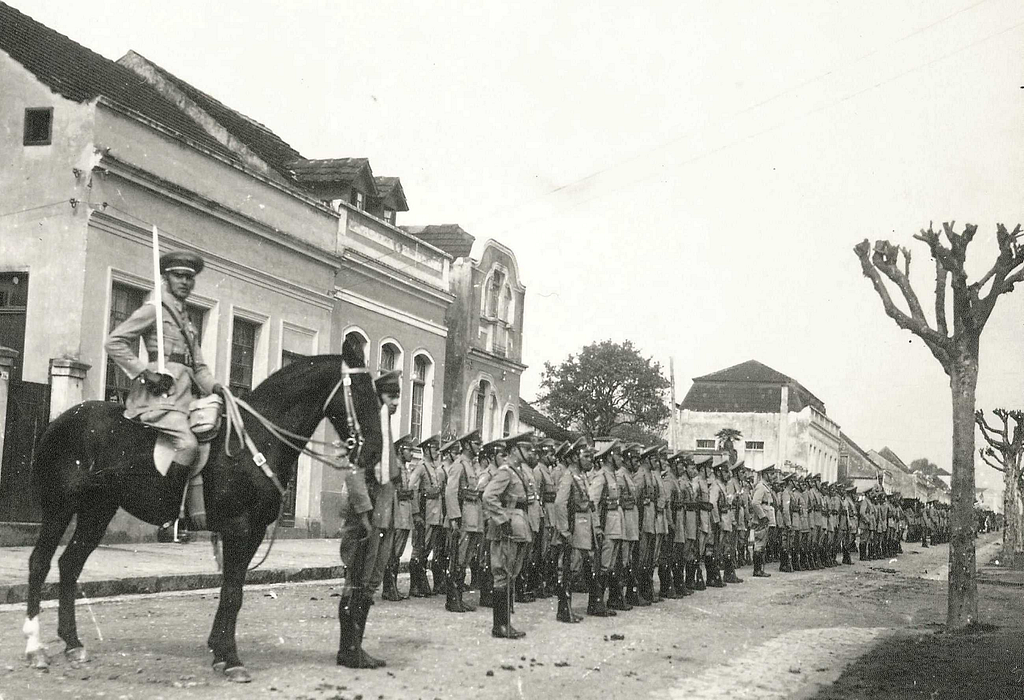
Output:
(324, 334), (383, 470)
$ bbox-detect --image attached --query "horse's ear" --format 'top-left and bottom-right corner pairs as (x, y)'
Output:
(342, 334), (365, 368)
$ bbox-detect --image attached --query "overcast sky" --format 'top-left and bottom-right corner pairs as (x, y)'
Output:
(18, 0), (1024, 493)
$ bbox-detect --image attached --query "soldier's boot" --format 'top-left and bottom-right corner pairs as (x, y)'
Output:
(458, 573), (477, 613)
(468, 562), (480, 591)
(535, 554), (552, 600)
(723, 556), (745, 584)
(628, 566), (650, 606)
(576, 558), (593, 593)
(337, 592), (386, 669)
(859, 542), (867, 561)
(623, 566), (641, 606)
(704, 556), (724, 588)
(674, 560), (692, 597)
(607, 572), (632, 610)
(479, 566), (494, 608)
(556, 580), (583, 623)
(692, 560), (706, 590)
(381, 561), (402, 602)
(753, 552), (771, 577)
(922, 537), (930, 548)
(637, 567), (653, 605)
(587, 572), (616, 617)
(431, 560), (447, 595)
(491, 588), (526, 639)
(660, 563), (681, 599)
(780, 550), (793, 573)
(514, 571), (536, 603)
(408, 559), (427, 598)
(842, 546), (853, 565)
(897, 541), (904, 555)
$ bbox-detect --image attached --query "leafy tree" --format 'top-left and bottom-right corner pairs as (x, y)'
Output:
(538, 340), (670, 441)
(716, 427), (743, 463)
(976, 409), (1024, 566)
(854, 221), (1024, 628)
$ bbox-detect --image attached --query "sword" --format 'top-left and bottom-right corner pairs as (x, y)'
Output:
(151, 225), (168, 392)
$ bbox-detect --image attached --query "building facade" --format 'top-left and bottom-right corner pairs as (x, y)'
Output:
(404, 225), (527, 442)
(838, 431), (883, 492)
(672, 360), (842, 480)
(0, 4), (455, 541)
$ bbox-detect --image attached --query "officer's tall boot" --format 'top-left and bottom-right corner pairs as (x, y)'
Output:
(678, 560), (694, 595)
(337, 591), (386, 669)
(657, 561), (672, 599)
(692, 559), (706, 590)
(556, 579), (582, 623)
(515, 568), (536, 603)
(479, 560), (494, 608)
(535, 549), (552, 599)
(381, 559), (402, 602)
(636, 566), (653, 606)
(753, 552), (771, 577)
(842, 543), (853, 565)
(607, 570), (632, 610)
(576, 557), (592, 593)
(723, 555), (745, 584)
(780, 549), (793, 573)
(587, 571), (616, 617)
(431, 559), (447, 595)
(468, 561), (480, 591)
(458, 571), (476, 612)
(408, 558), (426, 598)
(859, 541), (867, 561)
(704, 556), (724, 588)
(492, 587), (526, 639)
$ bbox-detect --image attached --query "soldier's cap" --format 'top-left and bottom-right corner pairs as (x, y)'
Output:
(439, 436), (462, 455)
(553, 440), (572, 459)
(755, 462), (776, 473)
(712, 454), (730, 470)
(539, 437), (559, 452)
(458, 429), (482, 445)
(778, 472), (792, 483)
(374, 369), (402, 395)
(620, 442), (643, 458)
(844, 484), (857, 493)
(729, 459), (745, 471)
(811, 473), (821, 481)
(593, 439), (620, 461)
(639, 445), (660, 460)
(566, 436), (589, 457)
(160, 250), (204, 276)
(418, 433), (441, 450)
(395, 433), (415, 450)
(821, 480), (830, 487)
(666, 450), (685, 463)
(479, 438), (509, 459)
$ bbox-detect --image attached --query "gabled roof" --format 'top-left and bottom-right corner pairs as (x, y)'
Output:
(372, 177), (409, 212)
(402, 224), (476, 259)
(518, 399), (579, 443)
(288, 157), (377, 194)
(878, 447), (910, 472)
(0, 2), (234, 160)
(840, 431), (881, 469)
(118, 51), (302, 182)
(681, 360), (826, 414)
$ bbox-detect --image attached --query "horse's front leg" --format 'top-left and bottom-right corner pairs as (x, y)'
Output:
(207, 519), (265, 683)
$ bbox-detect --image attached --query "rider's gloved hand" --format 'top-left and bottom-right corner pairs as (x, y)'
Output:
(141, 369), (174, 395)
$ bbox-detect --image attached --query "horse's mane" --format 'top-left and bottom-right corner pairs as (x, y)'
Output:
(248, 354), (346, 407)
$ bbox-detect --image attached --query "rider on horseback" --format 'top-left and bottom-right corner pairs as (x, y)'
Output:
(104, 250), (222, 503)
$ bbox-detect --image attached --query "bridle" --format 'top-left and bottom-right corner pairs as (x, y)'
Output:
(326, 361), (373, 466)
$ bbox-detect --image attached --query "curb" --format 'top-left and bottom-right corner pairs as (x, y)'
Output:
(0, 561), (411, 605)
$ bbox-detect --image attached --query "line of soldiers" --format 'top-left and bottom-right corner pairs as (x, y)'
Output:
(370, 428), (939, 639)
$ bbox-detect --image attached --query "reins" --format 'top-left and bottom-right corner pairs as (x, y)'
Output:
(211, 361), (374, 571)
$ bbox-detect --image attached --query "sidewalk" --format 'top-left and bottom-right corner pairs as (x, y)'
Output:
(0, 537), (401, 605)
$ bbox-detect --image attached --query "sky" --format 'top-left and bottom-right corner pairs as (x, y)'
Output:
(14, 0), (1024, 495)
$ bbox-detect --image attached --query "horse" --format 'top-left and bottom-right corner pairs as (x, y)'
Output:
(22, 337), (382, 683)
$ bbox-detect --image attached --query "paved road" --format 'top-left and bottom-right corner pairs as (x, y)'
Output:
(0, 533), (1011, 700)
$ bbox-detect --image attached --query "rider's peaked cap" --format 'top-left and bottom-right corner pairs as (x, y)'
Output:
(374, 369), (402, 395)
(160, 250), (204, 275)
(418, 433), (441, 450)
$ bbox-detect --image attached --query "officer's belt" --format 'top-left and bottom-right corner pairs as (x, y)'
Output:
(396, 489), (414, 502)
(542, 492), (556, 503)
(422, 487), (442, 499)
(151, 351), (189, 365)
(459, 488), (481, 502)
(601, 497), (620, 510)
(620, 496), (636, 510)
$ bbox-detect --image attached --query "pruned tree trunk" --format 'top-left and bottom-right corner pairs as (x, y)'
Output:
(947, 356), (978, 628)
(1003, 476), (1023, 565)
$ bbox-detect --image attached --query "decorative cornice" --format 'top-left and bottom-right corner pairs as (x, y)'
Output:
(467, 346), (527, 373)
(341, 249), (454, 306)
(334, 288), (448, 339)
(90, 210), (335, 312)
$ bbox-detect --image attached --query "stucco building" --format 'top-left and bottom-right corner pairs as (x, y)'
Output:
(404, 225), (527, 442)
(672, 360), (842, 480)
(838, 431), (883, 492)
(0, 4), (454, 541)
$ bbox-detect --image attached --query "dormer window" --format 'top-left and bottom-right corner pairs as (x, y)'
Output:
(352, 191), (365, 210)
(383, 208), (395, 225)
(24, 107), (53, 146)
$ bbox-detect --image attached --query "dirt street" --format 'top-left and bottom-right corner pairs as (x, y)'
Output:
(1, 533), (1016, 700)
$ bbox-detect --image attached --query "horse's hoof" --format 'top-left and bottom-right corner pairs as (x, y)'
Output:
(212, 660), (227, 673)
(26, 649), (50, 670)
(224, 665), (252, 683)
(65, 646), (89, 664)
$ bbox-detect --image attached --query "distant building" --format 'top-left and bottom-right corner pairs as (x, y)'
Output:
(672, 360), (841, 480)
(518, 399), (579, 443)
(869, 447), (916, 497)
(838, 431), (883, 491)
(404, 225), (527, 442)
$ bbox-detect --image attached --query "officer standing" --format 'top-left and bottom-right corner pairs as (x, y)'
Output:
(443, 430), (482, 613)
(534, 439), (561, 599)
(588, 440), (624, 616)
(481, 437), (532, 639)
(553, 437), (593, 621)
(382, 434), (416, 601)
(635, 445), (661, 604)
(693, 455), (715, 589)
(749, 463), (776, 578)
(617, 443), (643, 607)
(336, 369), (402, 669)
(515, 439), (542, 603)
(778, 473), (794, 572)
(408, 434), (444, 596)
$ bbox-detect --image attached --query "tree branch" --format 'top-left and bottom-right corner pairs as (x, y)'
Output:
(980, 448), (1006, 473)
(934, 257), (949, 337)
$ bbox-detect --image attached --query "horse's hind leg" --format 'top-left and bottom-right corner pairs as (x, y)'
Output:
(24, 507), (75, 668)
(56, 499), (118, 662)
(207, 521), (265, 683)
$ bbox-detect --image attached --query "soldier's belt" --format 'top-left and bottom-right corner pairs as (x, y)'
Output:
(151, 351), (189, 365)
(601, 498), (620, 509)
(640, 496), (652, 505)
(397, 489), (415, 501)
(422, 487), (441, 499)
(542, 492), (557, 503)
(512, 500), (528, 511)
(527, 493), (539, 503)
(620, 496), (636, 509)
(459, 488), (482, 502)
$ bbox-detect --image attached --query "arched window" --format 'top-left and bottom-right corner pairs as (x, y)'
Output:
(380, 342), (399, 372)
(474, 379), (490, 434)
(503, 409), (515, 437)
(344, 329), (368, 364)
(411, 354), (431, 441)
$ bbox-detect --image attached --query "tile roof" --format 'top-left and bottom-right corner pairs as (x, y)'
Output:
(878, 447), (910, 472)
(681, 360), (826, 414)
(0, 2), (236, 161)
(684, 360), (827, 415)
(121, 51), (302, 182)
(401, 224), (475, 259)
(288, 158), (376, 190)
(373, 176), (408, 211)
(518, 399), (579, 443)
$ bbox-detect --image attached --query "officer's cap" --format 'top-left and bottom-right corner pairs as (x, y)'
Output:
(593, 439), (620, 461)
(439, 435), (462, 455)
(458, 429), (481, 445)
(692, 453), (714, 467)
(374, 369), (402, 395)
(418, 433), (441, 450)
(755, 462), (776, 474)
(160, 250), (204, 276)
(712, 454), (730, 470)
(639, 445), (660, 460)
(539, 437), (558, 452)
(479, 438), (508, 460)
(395, 433), (415, 450)
(729, 459), (745, 472)
(566, 436), (589, 458)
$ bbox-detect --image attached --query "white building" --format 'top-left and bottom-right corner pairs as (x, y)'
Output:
(672, 360), (841, 481)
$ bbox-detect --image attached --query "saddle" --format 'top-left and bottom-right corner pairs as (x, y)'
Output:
(151, 394), (224, 536)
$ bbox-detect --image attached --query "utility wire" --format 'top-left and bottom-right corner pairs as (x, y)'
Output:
(0, 200), (72, 218)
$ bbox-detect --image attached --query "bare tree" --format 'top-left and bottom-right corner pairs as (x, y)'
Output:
(976, 409), (1024, 566)
(854, 221), (1024, 628)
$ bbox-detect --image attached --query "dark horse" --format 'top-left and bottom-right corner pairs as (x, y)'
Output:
(22, 338), (381, 682)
